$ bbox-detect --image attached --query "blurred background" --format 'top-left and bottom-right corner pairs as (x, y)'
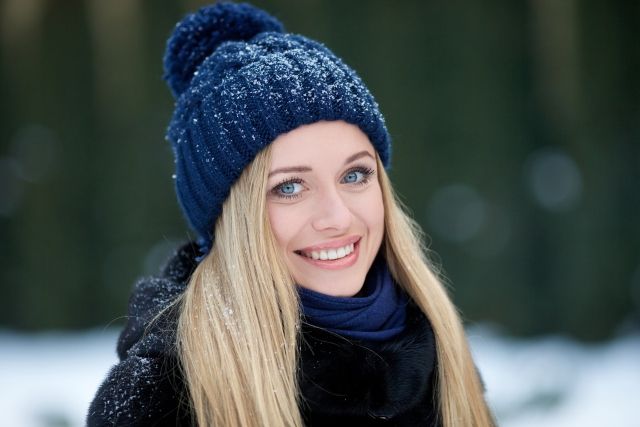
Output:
(1, 0), (638, 426)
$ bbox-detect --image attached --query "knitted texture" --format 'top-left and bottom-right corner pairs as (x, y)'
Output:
(164, 2), (391, 251)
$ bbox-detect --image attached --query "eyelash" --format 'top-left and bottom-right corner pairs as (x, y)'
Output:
(270, 165), (376, 200)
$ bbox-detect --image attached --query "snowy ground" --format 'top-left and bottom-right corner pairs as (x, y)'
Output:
(468, 327), (639, 427)
(1, 326), (638, 427)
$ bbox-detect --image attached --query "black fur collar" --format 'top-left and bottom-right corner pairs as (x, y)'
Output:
(299, 300), (438, 424)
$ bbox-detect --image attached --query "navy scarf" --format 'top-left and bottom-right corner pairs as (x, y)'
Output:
(297, 257), (409, 341)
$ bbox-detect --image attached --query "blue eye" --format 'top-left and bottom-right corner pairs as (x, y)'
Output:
(280, 182), (301, 195)
(341, 166), (375, 185)
(343, 171), (362, 183)
(272, 178), (304, 199)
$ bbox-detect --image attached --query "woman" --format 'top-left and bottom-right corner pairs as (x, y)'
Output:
(88, 2), (494, 426)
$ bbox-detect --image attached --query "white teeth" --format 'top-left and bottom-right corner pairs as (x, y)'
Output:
(302, 242), (356, 261)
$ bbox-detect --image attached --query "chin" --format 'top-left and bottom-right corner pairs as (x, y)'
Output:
(294, 270), (366, 297)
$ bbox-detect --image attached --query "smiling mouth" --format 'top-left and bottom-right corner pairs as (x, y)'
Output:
(294, 239), (361, 261)
(295, 243), (355, 260)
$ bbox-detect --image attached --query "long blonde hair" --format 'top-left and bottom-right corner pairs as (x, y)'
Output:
(175, 143), (494, 426)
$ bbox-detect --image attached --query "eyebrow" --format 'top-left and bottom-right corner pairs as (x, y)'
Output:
(268, 150), (374, 178)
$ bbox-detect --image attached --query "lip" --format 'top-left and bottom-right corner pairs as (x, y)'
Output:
(296, 235), (361, 253)
(295, 239), (360, 270)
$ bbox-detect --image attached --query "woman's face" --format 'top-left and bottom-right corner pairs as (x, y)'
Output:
(267, 120), (385, 297)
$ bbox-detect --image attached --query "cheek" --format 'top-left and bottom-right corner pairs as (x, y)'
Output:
(351, 185), (385, 241)
(267, 204), (302, 252)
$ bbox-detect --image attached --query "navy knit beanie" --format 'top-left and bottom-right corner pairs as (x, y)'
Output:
(164, 2), (391, 253)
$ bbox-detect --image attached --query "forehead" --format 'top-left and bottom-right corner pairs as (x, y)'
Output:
(269, 120), (374, 167)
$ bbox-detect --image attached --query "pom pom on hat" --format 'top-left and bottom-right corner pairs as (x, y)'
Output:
(163, 2), (284, 98)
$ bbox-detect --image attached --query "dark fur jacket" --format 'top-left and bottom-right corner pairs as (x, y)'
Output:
(87, 242), (440, 426)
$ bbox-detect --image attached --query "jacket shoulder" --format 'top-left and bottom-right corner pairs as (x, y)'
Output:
(88, 242), (199, 426)
(87, 353), (190, 426)
(117, 241), (199, 359)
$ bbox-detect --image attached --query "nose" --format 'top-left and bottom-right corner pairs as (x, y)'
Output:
(311, 187), (352, 233)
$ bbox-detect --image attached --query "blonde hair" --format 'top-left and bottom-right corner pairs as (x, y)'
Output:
(175, 144), (494, 426)
(379, 159), (495, 427)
